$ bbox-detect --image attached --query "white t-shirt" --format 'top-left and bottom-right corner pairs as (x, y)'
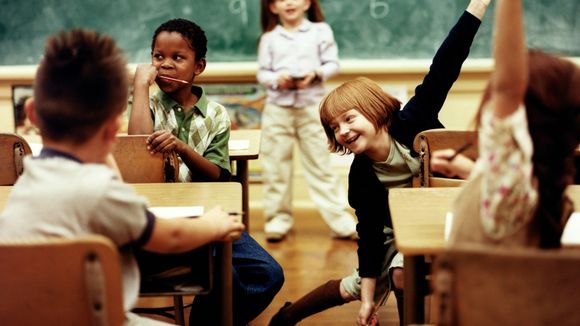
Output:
(0, 152), (153, 312)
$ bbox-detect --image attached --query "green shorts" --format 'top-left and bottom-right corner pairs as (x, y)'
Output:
(340, 227), (404, 302)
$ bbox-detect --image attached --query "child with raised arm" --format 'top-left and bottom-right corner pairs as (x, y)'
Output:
(0, 29), (244, 325)
(269, 1), (491, 325)
(257, 0), (357, 241)
(446, 0), (580, 248)
(129, 18), (284, 325)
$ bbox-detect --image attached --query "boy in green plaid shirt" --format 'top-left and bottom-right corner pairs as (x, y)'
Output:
(129, 18), (285, 325)
(129, 19), (230, 182)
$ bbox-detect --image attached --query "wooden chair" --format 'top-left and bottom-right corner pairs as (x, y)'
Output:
(406, 129), (478, 323)
(412, 129), (478, 188)
(113, 135), (210, 324)
(0, 133), (32, 185)
(0, 236), (124, 326)
(433, 245), (580, 326)
(133, 248), (213, 325)
(112, 134), (179, 183)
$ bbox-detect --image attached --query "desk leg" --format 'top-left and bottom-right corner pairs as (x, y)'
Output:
(404, 255), (426, 325)
(215, 242), (233, 326)
(235, 160), (249, 231)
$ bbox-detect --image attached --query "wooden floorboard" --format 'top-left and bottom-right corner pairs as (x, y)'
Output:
(136, 206), (401, 325)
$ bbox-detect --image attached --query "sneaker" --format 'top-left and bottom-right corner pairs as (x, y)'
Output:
(331, 230), (359, 241)
(265, 216), (293, 242)
(265, 231), (287, 242)
(268, 301), (294, 326)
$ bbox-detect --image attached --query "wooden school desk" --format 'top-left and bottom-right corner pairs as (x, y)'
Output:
(229, 129), (261, 230)
(21, 130), (261, 231)
(0, 182), (242, 326)
(389, 185), (580, 325)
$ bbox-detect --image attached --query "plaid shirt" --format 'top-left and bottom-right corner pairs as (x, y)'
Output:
(150, 85), (231, 182)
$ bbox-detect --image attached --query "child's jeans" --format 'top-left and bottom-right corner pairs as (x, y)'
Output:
(190, 232), (284, 325)
(136, 232), (284, 326)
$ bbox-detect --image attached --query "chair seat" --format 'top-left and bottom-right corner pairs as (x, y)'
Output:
(133, 244), (213, 325)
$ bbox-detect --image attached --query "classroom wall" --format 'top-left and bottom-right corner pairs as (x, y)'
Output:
(0, 59), (491, 210)
(1, 58), (578, 208)
(0, 59), (495, 133)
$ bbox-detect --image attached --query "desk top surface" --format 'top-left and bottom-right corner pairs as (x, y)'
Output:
(389, 185), (580, 255)
(0, 182), (242, 213)
(229, 129), (261, 160)
(22, 130), (262, 160)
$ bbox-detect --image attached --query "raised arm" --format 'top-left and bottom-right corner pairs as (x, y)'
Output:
(489, 0), (528, 118)
(391, 0), (490, 149)
(128, 64), (157, 134)
(467, 0), (491, 20)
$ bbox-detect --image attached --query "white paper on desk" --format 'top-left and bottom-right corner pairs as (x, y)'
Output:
(149, 206), (204, 219)
(229, 139), (249, 150)
(561, 212), (580, 246)
(444, 212), (454, 242)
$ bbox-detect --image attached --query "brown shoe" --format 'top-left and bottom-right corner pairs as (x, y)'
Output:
(268, 301), (294, 326)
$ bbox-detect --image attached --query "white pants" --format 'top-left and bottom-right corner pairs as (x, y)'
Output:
(260, 103), (356, 237)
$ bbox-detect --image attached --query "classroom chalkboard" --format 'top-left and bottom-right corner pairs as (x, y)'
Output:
(0, 0), (578, 66)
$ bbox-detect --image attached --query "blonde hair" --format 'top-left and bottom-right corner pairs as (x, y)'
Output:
(319, 77), (401, 154)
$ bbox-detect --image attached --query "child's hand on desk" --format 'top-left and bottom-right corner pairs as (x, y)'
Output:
(430, 149), (474, 180)
(134, 63), (158, 87)
(201, 206), (245, 241)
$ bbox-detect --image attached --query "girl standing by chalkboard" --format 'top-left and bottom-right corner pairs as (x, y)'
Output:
(257, 0), (357, 242)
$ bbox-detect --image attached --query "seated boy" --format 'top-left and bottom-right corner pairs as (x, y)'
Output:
(129, 18), (284, 325)
(0, 29), (244, 325)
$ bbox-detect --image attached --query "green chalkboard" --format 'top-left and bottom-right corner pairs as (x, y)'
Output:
(0, 0), (578, 66)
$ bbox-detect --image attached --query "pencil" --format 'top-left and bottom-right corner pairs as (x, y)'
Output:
(371, 290), (390, 321)
(447, 141), (473, 161)
(157, 75), (190, 85)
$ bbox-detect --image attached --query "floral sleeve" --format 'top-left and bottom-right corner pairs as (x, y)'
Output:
(473, 105), (538, 238)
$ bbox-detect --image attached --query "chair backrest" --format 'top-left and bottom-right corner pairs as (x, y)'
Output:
(112, 135), (179, 183)
(433, 245), (580, 326)
(0, 235), (125, 326)
(412, 129), (478, 187)
(0, 133), (32, 186)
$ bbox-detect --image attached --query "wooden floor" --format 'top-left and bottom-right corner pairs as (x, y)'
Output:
(136, 206), (400, 325)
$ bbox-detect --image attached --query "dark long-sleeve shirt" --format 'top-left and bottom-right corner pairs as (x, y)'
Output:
(349, 11), (482, 278)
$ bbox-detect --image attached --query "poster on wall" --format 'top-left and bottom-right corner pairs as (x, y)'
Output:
(203, 83), (265, 130)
